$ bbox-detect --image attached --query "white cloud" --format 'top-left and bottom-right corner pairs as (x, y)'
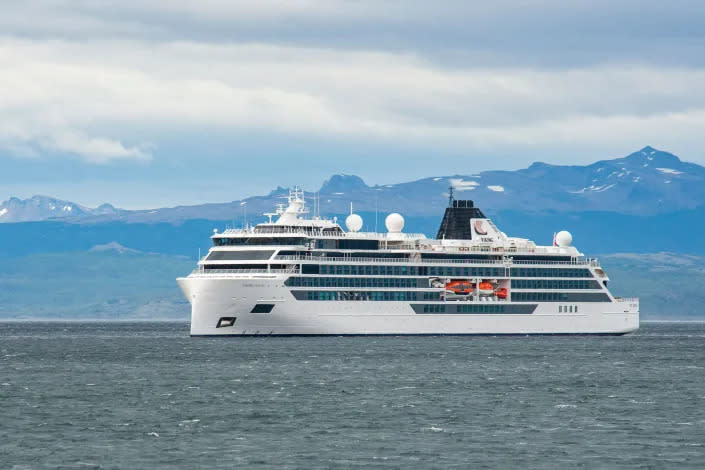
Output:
(1, 37), (705, 165)
(48, 131), (150, 163)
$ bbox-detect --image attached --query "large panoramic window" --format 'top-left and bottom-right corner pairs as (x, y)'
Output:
(206, 250), (274, 261)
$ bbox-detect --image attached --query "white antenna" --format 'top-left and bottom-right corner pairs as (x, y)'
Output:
(350, 202), (353, 215)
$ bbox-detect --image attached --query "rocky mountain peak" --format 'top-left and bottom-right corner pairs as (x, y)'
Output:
(319, 174), (368, 194)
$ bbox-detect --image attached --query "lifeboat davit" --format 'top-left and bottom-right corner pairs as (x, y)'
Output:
(494, 287), (508, 299)
(445, 280), (474, 295)
(478, 282), (494, 296)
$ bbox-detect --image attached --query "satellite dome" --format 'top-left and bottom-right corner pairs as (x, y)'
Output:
(556, 230), (573, 247)
(345, 213), (363, 232)
(385, 213), (405, 233)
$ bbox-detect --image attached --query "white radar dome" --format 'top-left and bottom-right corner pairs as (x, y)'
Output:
(345, 213), (363, 232)
(385, 213), (405, 233)
(556, 230), (573, 247)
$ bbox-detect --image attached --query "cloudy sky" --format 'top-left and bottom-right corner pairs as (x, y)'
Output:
(1, 1), (705, 208)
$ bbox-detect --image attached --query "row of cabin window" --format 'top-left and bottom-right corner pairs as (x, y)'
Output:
(309, 264), (592, 278)
(510, 268), (592, 278)
(512, 292), (610, 302)
(213, 237), (307, 246)
(423, 304), (446, 313)
(422, 304), (510, 314)
(314, 265), (507, 277)
(456, 304), (508, 313)
(287, 276), (419, 288)
(511, 279), (601, 289)
(559, 305), (578, 313)
(306, 291), (416, 301)
(212, 238), (378, 249)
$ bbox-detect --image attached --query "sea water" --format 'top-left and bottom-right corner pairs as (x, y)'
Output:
(1, 322), (704, 468)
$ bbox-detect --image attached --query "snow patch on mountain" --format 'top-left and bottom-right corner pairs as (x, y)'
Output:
(89, 242), (140, 254)
(570, 184), (616, 194)
(450, 178), (479, 191)
(656, 168), (683, 175)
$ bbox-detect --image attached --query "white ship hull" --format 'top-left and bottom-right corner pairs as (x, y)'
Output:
(178, 274), (639, 336)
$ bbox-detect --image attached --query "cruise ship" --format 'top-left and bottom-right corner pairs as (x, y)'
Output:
(177, 188), (639, 336)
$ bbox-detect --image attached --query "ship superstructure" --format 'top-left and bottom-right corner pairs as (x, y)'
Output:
(177, 188), (639, 335)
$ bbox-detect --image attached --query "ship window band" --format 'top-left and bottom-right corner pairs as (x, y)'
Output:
(510, 268), (593, 278)
(511, 279), (601, 289)
(285, 276), (421, 288)
(512, 292), (610, 302)
(206, 250), (275, 261)
(204, 264), (269, 271)
(423, 304), (446, 313)
(317, 264), (508, 277)
(214, 237), (306, 246)
(414, 303), (535, 314)
(296, 290), (419, 301)
(250, 304), (275, 313)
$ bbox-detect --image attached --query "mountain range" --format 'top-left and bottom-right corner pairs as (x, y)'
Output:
(2, 146), (704, 224)
(0, 196), (122, 223)
(2, 145), (705, 319)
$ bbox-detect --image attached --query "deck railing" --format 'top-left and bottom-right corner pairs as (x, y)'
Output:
(273, 255), (599, 267)
(191, 267), (299, 275)
(218, 227), (426, 239)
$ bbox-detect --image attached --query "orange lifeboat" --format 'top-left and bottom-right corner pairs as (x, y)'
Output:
(478, 282), (494, 296)
(494, 288), (508, 299)
(445, 280), (474, 295)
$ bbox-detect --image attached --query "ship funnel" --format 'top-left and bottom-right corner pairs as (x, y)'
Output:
(435, 200), (486, 240)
